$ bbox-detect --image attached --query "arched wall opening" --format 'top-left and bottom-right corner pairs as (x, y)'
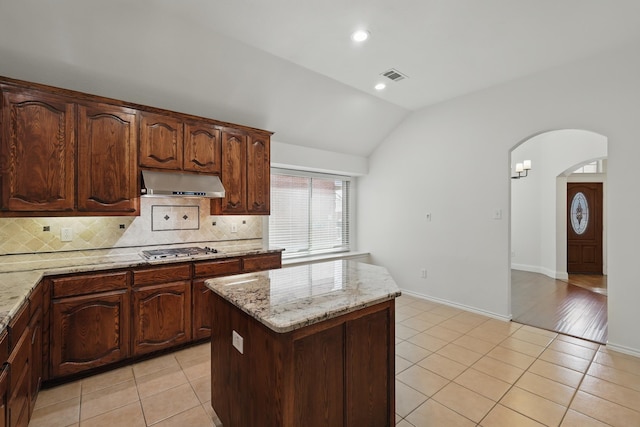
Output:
(510, 129), (608, 281)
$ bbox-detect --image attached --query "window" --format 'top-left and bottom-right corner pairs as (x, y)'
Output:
(269, 169), (351, 259)
(573, 160), (603, 174)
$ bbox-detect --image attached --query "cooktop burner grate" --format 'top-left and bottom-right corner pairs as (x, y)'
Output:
(140, 246), (217, 260)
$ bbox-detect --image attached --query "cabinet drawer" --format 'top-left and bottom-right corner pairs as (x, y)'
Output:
(242, 253), (282, 273)
(52, 271), (129, 298)
(8, 303), (29, 353)
(133, 264), (191, 287)
(193, 258), (242, 278)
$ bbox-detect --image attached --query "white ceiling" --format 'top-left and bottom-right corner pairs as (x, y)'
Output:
(1, 1), (640, 156)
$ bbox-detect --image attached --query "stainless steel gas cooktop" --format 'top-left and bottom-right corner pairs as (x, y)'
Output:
(140, 246), (218, 260)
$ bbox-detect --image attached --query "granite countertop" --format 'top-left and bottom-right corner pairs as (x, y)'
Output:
(205, 260), (401, 333)
(0, 241), (283, 333)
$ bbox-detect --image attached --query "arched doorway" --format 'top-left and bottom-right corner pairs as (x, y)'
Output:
(509, 129), (608, 343)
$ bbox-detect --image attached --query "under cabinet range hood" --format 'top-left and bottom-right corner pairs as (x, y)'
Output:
(141, 170), (225, 198)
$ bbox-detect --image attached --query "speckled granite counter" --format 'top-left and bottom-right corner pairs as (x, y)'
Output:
(205, 259), (401, 333)
(0, 240), (283, 332)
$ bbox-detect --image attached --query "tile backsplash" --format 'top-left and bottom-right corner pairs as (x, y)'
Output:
(0, 197), (263, 255)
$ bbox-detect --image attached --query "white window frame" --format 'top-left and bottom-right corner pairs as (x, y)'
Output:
(265, 168), (356, 260)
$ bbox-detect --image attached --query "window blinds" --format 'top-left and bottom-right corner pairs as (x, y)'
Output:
(269, 169), (350, 259)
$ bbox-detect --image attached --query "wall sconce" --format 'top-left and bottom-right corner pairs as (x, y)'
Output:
(511, 160), (532, 179)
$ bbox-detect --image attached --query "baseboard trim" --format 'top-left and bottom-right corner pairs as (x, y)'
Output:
(400, 289), (512, 322)
(511, 264), (568, 280)
(605, 342), (640, 358)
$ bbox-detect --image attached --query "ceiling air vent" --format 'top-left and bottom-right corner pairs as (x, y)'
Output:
(381, 68), (408, 82)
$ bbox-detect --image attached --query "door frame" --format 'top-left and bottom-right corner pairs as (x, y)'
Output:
(556, 173), (607, 278)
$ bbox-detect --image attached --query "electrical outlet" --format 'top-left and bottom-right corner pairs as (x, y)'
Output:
(232, 330), (244, 354)
(426, 213), (432, 222)
(231, 223), (238, 233)
(60, 228), (73, 242)
(420, 269), (427, 279)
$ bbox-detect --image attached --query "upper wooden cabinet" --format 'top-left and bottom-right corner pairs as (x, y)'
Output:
(184, 121), (221, 173)
(139, 112), (183, 170)
(140, 112), (221, 173)
(77, 103), (138, 213)
(0, 82), (139, 216)
(247, 134), (270, 214)
(218, 130), (247, 214)
(0, 76), (272, 217)
(0, 87), (75, 213)
(213, 131), (270, 215)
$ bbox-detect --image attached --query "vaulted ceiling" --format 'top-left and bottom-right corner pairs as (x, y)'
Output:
(1, 1), (640, 156)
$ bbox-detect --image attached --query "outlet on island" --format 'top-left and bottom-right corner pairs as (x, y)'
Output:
(232, 330), (244, 354)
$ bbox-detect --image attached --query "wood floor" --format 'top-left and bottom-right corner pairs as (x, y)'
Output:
(511, 270), (608, 344)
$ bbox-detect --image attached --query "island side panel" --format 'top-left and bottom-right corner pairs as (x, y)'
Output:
(345, 301), (395, 426)
(293, 324), (344, 426)
(210, 292), (396, 427)
(210, 293), (288, 426)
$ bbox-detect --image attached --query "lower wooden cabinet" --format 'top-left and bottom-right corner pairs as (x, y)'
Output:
(51, 290), (130, 377)
(131, 264), (192, 356)
(242, 253), (282, 272)
(27, 307), (41, 417)
(0, 364), (8, 427)
(192, 279), (214, 340)
(132, 281), (192, 356)
(192, 258), (242, 340)
(7, 306), (30, 427)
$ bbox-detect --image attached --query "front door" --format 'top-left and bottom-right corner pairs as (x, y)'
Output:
(567, 182), (603, 274)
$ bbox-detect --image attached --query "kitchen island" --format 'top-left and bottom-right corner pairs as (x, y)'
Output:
(206, 260), (401, 427)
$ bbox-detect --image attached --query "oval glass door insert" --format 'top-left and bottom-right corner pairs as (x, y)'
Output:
(570, 192), (589, 235)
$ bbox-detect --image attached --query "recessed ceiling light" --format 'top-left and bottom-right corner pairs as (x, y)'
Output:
(351, 30), (370, 42)
(374, 83), (386, 91)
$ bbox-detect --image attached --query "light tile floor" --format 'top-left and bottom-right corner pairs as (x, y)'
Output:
(30, 294), (640, 426)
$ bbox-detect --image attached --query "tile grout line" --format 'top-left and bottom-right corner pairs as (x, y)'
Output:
(130, 365), (148, 427)
(397, 299), (610, 426)
(555, 343), (606, 427)
(397, 313), (519, 425)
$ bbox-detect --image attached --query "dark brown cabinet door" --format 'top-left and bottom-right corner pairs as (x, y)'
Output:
(247, 134), (270, 214)
(7, 326), (29, 427)
(132, 281), (191, 356)
(77, 103), (138, 213)
(0, 88), (75, 212)
(184, 122), (221, 173)
(51, 290), (130, 377)
(219, 130), (247, 214)
(139, 112), (183, 170)
(27, 307), (42, 417)
(192, 279), (214, 340)
(567, 183), (603, 274)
